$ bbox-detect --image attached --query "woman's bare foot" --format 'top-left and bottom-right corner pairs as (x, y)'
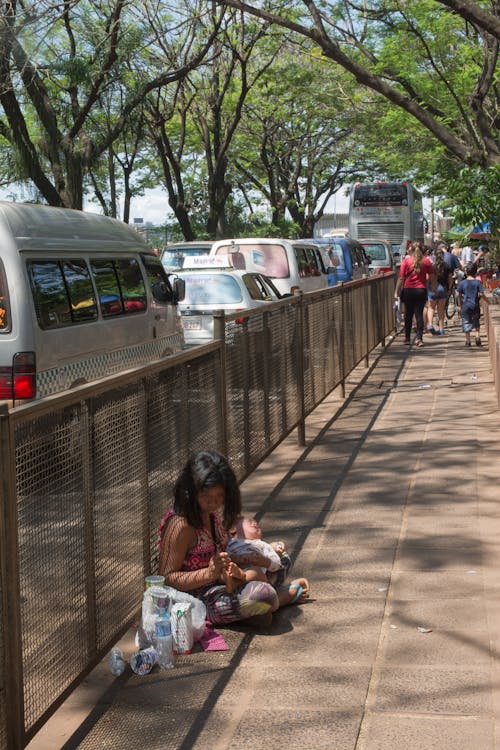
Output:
(278, 577), (310, 607)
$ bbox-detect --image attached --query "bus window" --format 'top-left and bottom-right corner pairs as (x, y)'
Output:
(115, 259), (147, 313)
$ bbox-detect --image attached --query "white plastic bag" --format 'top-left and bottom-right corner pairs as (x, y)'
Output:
(136, 585), (206, 649)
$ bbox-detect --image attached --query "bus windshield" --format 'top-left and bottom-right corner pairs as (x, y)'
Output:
(352, 182), (408, 206)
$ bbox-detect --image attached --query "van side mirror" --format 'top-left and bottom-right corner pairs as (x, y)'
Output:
(152, 280), (172, 303)
(173, 277), (185, 303)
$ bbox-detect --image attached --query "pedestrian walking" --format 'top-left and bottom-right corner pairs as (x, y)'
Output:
(395, 241), (437, 347)
(426, 248), (451, 336)
(457, 263), (485, 347)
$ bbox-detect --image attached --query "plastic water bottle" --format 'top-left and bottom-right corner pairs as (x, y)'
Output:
(109, 646), (126, 676)
(153, 615), (174, 669)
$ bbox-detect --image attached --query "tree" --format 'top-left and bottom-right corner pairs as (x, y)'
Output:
(232, 47), (371, 236)
(0, 0), (220, 209)
(218, 0), (500, 167)
(144, 6), (284, 238)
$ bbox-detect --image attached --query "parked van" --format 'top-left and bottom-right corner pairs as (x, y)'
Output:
(310, 237), (370, 286)
(0, 202), (185, 404)
(210, 238), (328, 296)
(359, 238), (396, 275)
(161, 240), (213, 272)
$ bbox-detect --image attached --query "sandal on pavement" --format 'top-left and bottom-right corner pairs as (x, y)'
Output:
(414, 338), (423, 347)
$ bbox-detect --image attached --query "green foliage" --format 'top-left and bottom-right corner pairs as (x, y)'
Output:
(448, 166), (500, 236)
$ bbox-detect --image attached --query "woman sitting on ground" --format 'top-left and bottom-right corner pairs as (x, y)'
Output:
(158, 450), (310, 625)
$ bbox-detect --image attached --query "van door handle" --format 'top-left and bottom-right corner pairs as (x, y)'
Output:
(154, 314), (161, 320)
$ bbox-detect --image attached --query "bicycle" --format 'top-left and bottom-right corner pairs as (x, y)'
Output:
(445, 279), (459, 319)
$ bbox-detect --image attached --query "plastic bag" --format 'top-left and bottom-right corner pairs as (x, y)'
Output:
(136, 585), (206, 649)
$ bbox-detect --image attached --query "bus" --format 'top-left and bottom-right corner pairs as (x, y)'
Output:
(348, 181), (425, 256)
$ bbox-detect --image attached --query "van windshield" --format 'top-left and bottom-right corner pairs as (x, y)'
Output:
(215, 243), (290, 279)
(180, 273), (243, 305)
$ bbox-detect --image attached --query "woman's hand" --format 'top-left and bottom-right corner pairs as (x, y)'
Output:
(207, 550), (230, 581)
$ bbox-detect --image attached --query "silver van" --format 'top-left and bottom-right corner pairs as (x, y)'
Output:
(210, 238), (327, 296)
(0, 202), (185, 403)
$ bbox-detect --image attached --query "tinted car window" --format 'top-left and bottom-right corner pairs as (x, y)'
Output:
(91, 260), (123, 316)
(64, 260), (98, 322)
(142, 256), (173, 304)
(181, 273), (243, 305)
(28, 259), (98, 329)
(114, 259), (147, 312)
(91, 259), (146, 316)
(0, 262), (10, 331)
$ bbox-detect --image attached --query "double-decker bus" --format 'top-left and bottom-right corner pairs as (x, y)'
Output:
(348, 181), (425, 254)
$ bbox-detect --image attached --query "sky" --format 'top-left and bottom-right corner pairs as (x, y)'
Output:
(122, 186), (351, 226)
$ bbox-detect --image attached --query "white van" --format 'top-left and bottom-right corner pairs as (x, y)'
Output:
(177, 255), (283, 345)
(0, 202), (185, 404)
(210, 238), (328, 296)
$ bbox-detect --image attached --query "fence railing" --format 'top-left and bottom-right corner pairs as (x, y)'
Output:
(484, 295), (500, 408)
(0, 274), (395, 750)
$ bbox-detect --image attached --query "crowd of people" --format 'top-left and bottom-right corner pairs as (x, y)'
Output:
(394, 239), (493, 348)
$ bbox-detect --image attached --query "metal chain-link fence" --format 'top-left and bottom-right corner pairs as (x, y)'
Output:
(0, 275), (395, 749)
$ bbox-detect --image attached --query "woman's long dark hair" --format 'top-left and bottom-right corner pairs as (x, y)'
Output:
(173, 450), (242, 530)
(434, 249), (449, 284)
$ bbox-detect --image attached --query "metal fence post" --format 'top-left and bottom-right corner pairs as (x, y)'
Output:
(364, 282), (370, 368)
(339, 287), (346, 399)
(0, 405), (24, 750)
(296, 292), (306, 447)
(213, 312), (228, 457)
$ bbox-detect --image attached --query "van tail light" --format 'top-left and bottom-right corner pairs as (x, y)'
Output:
(13, 352), (36, 400)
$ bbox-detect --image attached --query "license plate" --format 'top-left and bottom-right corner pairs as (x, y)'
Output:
(183, 318), (202, 330)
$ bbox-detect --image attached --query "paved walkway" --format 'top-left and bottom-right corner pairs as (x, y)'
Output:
(28, 316), (500, 750)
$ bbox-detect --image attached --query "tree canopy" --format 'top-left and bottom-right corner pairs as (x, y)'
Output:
(219, 0), (500, 168)
(0, 0), (498, 238)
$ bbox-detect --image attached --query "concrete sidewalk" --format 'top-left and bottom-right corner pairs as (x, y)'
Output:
(28, 318), (500, 750)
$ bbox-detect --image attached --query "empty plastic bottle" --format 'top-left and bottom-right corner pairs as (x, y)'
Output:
(153, 615), (174, 669)
(109, 646), (126, 676)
